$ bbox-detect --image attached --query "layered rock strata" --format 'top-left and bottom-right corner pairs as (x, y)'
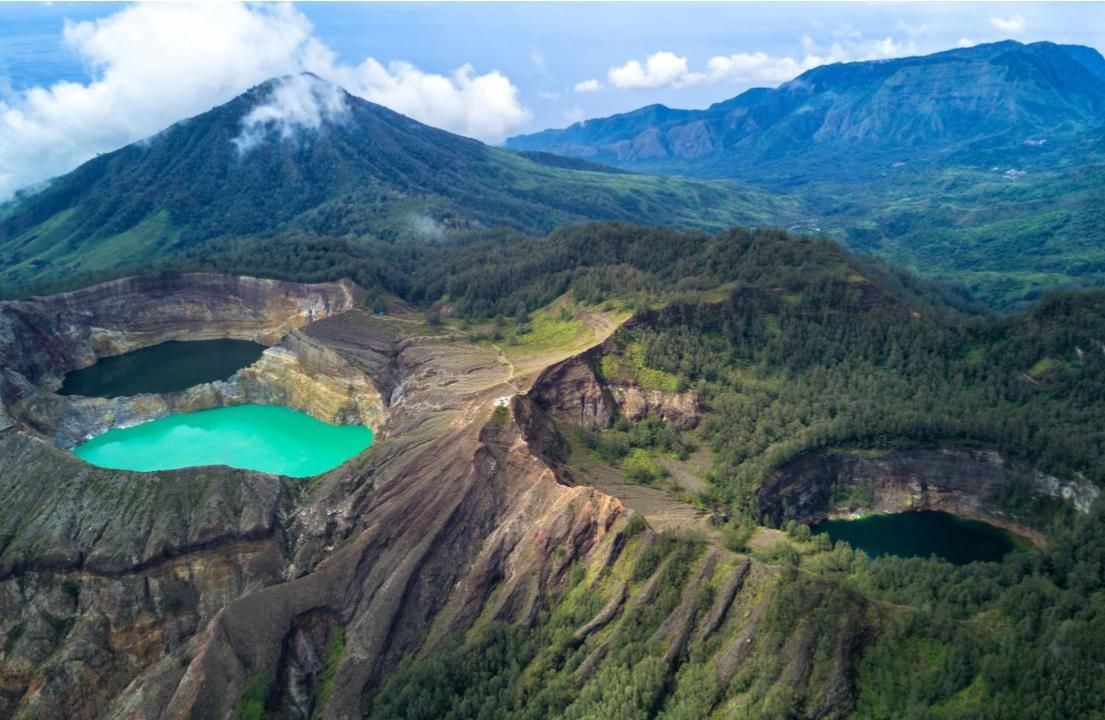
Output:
(531, 350), (702, 431)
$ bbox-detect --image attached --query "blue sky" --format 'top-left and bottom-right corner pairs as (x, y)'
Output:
(1, 2), (1102, 199)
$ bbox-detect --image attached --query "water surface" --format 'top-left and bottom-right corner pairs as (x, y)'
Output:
(813, 510), (1018, 564)
(73, 404), (373, 477)
(59, 339), (266, 397)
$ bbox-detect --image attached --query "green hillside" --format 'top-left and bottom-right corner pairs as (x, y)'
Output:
(0, 75), (797, 296)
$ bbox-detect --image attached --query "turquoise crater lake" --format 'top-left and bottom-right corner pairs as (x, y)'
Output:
(813, 510), (1020, 565)
(73, 404), (373, 477)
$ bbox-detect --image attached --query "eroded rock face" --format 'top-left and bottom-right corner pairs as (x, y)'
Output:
(757, 447), (1099, 543)
(531, 351), (703, 431)
(0, 275), (383, 447)
(531, 353), (614, 430)
(0, 280), (635, 720)
(91, 311), (629, 720)
(0, 427), (292, 719)
(0, 278), (891, 720)
(609, 383), (702, 430)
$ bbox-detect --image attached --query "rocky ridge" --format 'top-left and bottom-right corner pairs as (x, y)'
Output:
(0, 276), (640, 719)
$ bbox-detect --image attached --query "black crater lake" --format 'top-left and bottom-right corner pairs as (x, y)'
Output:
(813, 510), (1020, 564)
(59, 339), (266, 397)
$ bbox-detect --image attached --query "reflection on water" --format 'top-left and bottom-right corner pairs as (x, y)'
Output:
(813, 510), (1019, 564)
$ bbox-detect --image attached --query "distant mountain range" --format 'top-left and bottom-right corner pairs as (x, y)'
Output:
(508, 41), (1105, 185)
(509, 41), (1105, 307)
(0, 74), (793, 294)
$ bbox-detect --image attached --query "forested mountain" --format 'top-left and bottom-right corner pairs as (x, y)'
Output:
(508, 41), (1105, 182)
(0, 74), (795, 295)
(508, 41), (1105, 307)
(5, 5), (1105, 714)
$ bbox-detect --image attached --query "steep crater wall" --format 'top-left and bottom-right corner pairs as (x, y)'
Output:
(0, 273), (359, 388)
(0, 273), (386, 446)
(757, 447), (1100, 545)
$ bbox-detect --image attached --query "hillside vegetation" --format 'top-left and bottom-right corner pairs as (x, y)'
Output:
(508, 41), (1105, 308)
(315, 222), (1105, 720)
(4, 221), (1105, 718)
(0, 75), (796, 295)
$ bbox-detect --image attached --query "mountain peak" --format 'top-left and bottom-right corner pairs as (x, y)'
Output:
(233, 73), (351, 154)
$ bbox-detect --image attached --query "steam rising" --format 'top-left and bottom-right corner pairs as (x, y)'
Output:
(407, 213), (447, 242)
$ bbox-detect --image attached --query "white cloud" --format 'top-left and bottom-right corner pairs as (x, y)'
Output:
(0, 2), (533, 202)
(562, 107), (586, 125)
(0, 3), (307, 202)
(608, 51), (704, 89)
(233, 73), (349, 155)
(602, 31), (918, 93)
(407, 212), (446, 241)
(958, 37), (978, 48)
(530, 51), (551, 79)
(706, 52), (821, 85)
(897, 21), (929, 38)
(990, 15), (1027, 35)
(301, 40), (531, 145)
(573, 79), (603, 93)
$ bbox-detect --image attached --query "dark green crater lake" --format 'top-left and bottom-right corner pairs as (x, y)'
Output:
(72, 404), (374, 477)
(59, 339), (266, 397)
(813, 510), (1019, 564)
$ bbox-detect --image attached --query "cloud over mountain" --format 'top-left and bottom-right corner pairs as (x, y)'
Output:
(233, 73), (350, 155)
(0, 2), (531, 202)
(594, 32), (918, 93)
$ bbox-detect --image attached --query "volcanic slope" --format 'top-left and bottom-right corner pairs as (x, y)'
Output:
(0, 74), (797, 295)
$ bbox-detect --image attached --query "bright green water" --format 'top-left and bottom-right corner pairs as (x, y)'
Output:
(813, 510), (1019, 565)
(73, 404), (373, 478)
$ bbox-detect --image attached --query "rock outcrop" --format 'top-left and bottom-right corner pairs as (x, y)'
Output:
(0, 275), (381, 447)
(531, 352), (614, 430)
(0, 278), (643, 720)
(0, 273), (358, 390)
(609, 383), (703, 430)
(1, 274), (1019, 720)
(531, 350), (703, 431)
